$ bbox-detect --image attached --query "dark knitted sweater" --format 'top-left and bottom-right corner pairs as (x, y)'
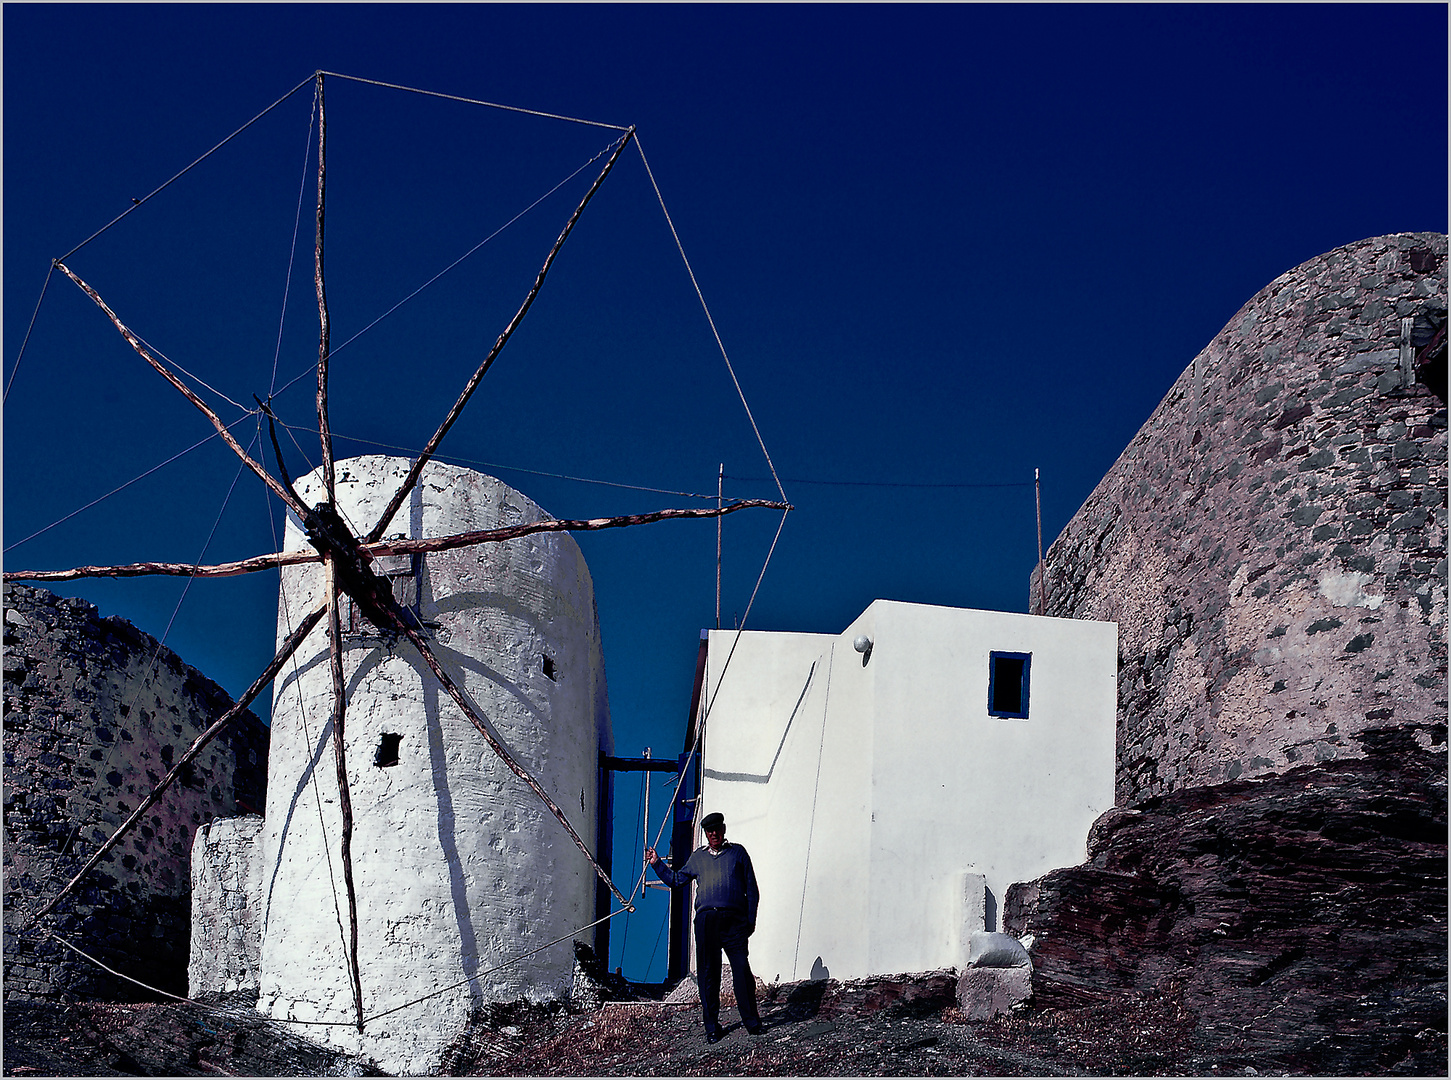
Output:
(651, 842), (759, 925)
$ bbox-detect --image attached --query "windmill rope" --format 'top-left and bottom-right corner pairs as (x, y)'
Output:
(269, 88), (320, 398)
(318, 71), (629, 132)
(46, 434), (260, 882)
(275, 420), (719, 501)
(280, 413), (320, 479)
(44, 932), (194, 1004)
(617, 771), (649, 955)
(57, 75), (316, 264)
(632, 771), (650, 910)
(3, 262), (56, 404)
(267, 140), (619, 402)
(792, 641), (835, 981)
(643, 900), (670, 980)
(641, 506), (789, 862)
(261, 462), (355, 999)
(1, 419), (251, 554)
(633, 134), (788, 507)
(727, 472), (1036, 490)
(131, 332), (252, 414)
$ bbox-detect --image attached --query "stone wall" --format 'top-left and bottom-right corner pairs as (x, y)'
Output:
(1032, 233), (1447, 805)
(3, 583), (268, 1002)
(188, 816), (265, 997)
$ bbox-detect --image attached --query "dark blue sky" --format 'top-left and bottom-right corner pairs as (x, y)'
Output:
(5, 4), (1446, 981)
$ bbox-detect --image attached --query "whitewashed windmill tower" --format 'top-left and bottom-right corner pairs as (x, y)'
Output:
(257, 456), (611, 1070)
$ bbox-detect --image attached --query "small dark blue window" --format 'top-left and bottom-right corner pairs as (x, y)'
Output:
(988, 651), (1031, 719)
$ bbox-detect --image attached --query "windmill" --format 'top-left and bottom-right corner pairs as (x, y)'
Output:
(8, 72), (788, 1034)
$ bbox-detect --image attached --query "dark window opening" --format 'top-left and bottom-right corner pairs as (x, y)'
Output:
(1409, 248), (1442, 274)
(1411, 308), (1447, 402)
(346, 551), (425, 635)
(374, 733), (402, 768)
(988, 651), (1031, 719)
(543, 655), (557, 681)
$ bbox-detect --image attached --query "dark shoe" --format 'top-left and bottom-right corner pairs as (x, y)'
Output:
(706, 1029), (723, 1044)
(745, 1023), (763, 1036)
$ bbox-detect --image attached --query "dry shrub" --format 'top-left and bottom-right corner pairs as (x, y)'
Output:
(517, 1004), (677, 1072)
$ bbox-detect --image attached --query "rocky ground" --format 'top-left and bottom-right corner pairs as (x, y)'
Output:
(4, 951), (1443, 1077)
(2, 994), (384, 1076)
(1, 973), (1239, 1078)
(442, 973), (1217, 1077)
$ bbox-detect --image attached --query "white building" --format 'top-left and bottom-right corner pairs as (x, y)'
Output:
(195, 456), (612, 1075)
(695, 599), (1116, 983)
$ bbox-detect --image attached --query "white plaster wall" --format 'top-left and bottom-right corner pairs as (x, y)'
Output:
(700, 601), (1116, 984)
(865, 600), (1117, 976)
(257, 456), (610, 1075)
(699, 628), (875, 983)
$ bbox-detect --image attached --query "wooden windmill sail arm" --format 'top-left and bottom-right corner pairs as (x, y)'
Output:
(54, 262), (310, 521)
(257, 397), (314, 513)
(31, 601), (329, 924)
(367, 499), (793, 557)
(385, 608), (634, 913)
(313, 73), (337, 502)
(365, 127), (637, 544)
(4, 549), (320, 582)
(324, 557), (366, 1032)
(3, 499), (791, 583)
(312, 76), (361, 1027)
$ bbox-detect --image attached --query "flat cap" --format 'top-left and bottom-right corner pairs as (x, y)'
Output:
(700, 812), (725, 831)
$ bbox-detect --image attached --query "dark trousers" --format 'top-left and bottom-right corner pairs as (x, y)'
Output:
(695, 907), (760, 1032)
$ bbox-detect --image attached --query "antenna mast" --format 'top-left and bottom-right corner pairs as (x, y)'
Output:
(1035, 467), (1046, 616)
(715, 463), (723, 630)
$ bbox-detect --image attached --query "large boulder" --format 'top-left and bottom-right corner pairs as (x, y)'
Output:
(1004, 729), (1446, 1074)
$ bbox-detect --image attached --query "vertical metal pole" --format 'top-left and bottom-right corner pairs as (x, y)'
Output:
(669, 747), (698, 983)
(1035, 468), (1046, 616)
(715, 465), (723, 630)
(642, 747), (651, 869)
(595, 752), (613, 967)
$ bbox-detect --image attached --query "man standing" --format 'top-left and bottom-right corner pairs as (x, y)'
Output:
(645, 811), (762, 1042)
